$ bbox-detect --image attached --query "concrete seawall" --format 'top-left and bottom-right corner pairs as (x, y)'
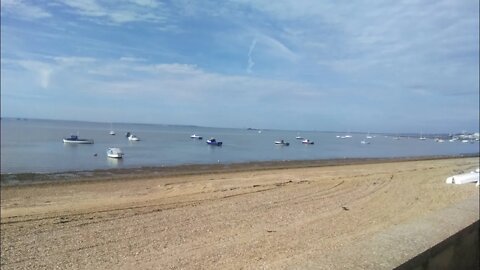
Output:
(395, 220), (479, 270)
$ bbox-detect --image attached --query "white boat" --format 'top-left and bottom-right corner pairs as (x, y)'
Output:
(366, 133), (373, 139)
(128, 134), (140, 141)
(109, 123), (116, 135)
(107, 148), (123, 158)
(302, 139), (314, 145)
(63, 135), (94, 144)
(446, 170), (479, 184)
(360, 140), (370, 144)
(296, 136), (304, 140)
(190, 134), (203, 140)
(274, 140), (289, 146)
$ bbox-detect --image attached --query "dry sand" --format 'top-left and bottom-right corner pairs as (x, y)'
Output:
(1, 157), (479, 269)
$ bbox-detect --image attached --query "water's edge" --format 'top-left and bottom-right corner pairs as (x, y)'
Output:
(2, 154), (478, 187)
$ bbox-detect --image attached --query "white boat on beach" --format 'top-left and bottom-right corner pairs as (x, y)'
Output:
(63, 135), (94, 144)
(446, 169), (479, 185)
(107, 148), (123, 158)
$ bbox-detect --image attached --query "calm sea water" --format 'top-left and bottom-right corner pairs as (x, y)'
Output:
(1, 118), (478, 173)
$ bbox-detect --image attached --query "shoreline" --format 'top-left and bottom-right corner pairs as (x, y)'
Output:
(2, 153), (479, 186)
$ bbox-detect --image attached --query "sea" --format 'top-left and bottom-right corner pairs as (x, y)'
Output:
(1, 118), (478, 174)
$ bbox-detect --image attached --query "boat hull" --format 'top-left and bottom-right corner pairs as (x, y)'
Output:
(63, 139), (94, 144)
(207, 140), (222, 146)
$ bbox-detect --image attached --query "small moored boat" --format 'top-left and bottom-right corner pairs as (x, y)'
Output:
(206, 138), (222, 146)
(63, 135), (94, 144)
(302, 139), (314, 145)
(190, 134), (203, 140)
(128, 134), (140, 141)
(274, 140), (290, 146)
(107, 148), (123, 158)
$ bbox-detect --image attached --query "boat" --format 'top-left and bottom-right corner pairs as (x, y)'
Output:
(446, 169), (479, 184)
(63, 135), (94, 144)
(206, 138), (222, 146)
(366, 133), (373, 139)
(128, 134), (140, 141)
(109, 123), (115, 135)
(295, 136), (304, 140)
(360, 140), (370, 144)
(190, 134), (203, 140)
(274, 140), (290, 146)
(107, 148), (123, 158)
(302, 139), (314, 145)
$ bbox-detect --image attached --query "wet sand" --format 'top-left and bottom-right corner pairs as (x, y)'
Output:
(1, 157), (479, 269)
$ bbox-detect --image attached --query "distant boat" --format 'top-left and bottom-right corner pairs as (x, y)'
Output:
(274, 140), (290, 146)
(109, 123), (115, 135)
(295, 136), (304, 140)
(206, 138), (222, 146)
(366, 133), (373, 139)
(419, 133), (427, 140)
(63, 135), (94, 144)
(128, 134), (140, 141)
(302, 139), (314, 145)
(107, 148), (123, 158)
(190, 134), (203, 140)
(360, 140), (370, 144)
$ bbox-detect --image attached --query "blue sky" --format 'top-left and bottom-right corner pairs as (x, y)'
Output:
(1, 0), (478, 133)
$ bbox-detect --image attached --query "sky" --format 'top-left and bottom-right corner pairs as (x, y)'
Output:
(1, 0), (479, 133)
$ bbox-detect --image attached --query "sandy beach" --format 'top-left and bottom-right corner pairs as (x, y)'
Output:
(1, 157), (479, 269)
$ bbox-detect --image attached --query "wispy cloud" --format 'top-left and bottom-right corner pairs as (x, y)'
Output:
(58, 0), (169, 24)
(1, 0), (51, 19)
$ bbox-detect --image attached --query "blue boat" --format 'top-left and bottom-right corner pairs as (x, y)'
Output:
(206, 138), (222, 146)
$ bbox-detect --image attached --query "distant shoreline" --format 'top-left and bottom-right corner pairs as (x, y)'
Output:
(1, 153), (478, 186)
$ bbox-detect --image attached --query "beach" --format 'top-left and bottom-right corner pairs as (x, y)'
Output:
(1, 157), (479, 269)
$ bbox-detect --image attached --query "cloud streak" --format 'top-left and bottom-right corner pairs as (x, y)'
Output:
(246, 38), (257, 73)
